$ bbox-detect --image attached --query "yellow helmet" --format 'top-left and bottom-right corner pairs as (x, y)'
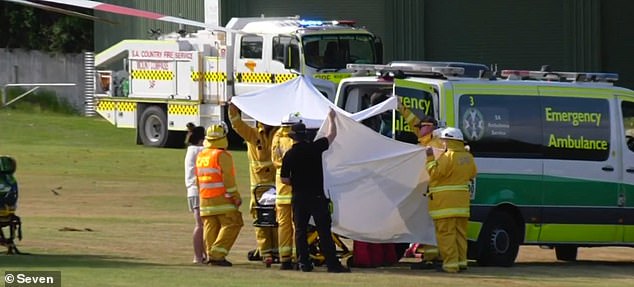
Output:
(204, 122), (229, 149)
(205, 122), (228, 140)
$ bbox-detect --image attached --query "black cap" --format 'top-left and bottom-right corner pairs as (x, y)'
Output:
(288, 122), (307, 141)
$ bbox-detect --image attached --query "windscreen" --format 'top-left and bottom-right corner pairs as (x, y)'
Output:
(302, 34), (375, 70)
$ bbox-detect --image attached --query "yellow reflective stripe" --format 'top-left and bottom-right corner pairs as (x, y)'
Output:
(199, 182), (225, 189)
(211, 246), (228, 255)
(429, 207), (470, 219)
(458, 261), (468, 267)
(276, 194), (292, 201)
(276, 169), (282, 175)
(429, 185), (469, 193)
(198, 167), (221, 174)
(200, 204), (237, 215)
(225, 186), (238, 193)
(426, 161), (437, 170)
(279, 246), (293, 254)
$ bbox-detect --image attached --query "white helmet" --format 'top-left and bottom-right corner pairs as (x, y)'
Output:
(281, 112), (302, 125)
(439, 127), (464, 141)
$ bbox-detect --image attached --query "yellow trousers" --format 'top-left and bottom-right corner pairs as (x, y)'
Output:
(422, 244), (441, 261)
(203, 211), (244, 261)
(276, 203), (294, 263)
(434, 217), (468, 272)
(254, 226), (278, 259)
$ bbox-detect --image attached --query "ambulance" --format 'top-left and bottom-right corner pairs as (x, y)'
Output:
(336, 62), (634, 266)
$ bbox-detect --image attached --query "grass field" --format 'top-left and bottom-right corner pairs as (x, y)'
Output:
(0, 110), (633, 286)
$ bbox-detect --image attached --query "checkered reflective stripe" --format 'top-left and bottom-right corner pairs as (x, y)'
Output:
(190, 72), (228, 82)
(130, 70), (174, 80)
(168, 104), (198, 115)
(96, 100), (115, 111)
(274, 73), (298, 83)
(236, 72), (274, 83)
(235, 73), (298, 83)
(116, 102), (136, 112)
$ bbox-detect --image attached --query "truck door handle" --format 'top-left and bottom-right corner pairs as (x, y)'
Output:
(626, 168), (634, 173)
(602, 166), (614, 172)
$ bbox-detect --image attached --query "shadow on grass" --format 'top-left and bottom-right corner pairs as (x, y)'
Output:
(0, 253), (161, 268)
(351, 260), (634, 279)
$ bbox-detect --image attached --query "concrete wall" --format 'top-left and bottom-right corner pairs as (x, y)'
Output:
(0, 49), (86, 113)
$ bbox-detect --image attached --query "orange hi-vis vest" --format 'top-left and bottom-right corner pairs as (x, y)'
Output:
(196, 149), (228, 199)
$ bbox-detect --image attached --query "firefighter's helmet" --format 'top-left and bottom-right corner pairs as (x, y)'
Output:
(206, 122), (228, 140)
(204, 122), (229, 149)
(281, 112), (302, 125)
(439, 127), (464, 141)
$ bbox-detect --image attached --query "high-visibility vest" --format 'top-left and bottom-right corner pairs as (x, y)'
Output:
(196, 149), (227, 199)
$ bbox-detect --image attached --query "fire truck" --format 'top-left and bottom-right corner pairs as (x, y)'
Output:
(94, 16), (383, 147)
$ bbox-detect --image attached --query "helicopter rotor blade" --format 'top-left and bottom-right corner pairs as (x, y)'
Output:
(38, 0), (231, 32)
(3, 0), (117, 24)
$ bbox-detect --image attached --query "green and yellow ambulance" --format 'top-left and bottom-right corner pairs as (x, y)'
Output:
(336, 62), (634, 266)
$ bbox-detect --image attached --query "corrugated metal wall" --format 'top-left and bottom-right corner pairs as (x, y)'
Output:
(93, 0), (634, 89)
(94, 0), (204, 53)
(397, 0), (567, 70)
(601, 0), (634, 89)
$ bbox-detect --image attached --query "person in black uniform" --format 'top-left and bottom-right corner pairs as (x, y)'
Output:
(280, 109), (350, 273)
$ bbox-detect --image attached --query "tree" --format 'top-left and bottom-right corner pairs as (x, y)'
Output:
(0, 1), (93, 53)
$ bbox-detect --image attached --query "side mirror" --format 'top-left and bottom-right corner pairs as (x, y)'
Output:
(285, 42), (300, 70)
(374, 37), (383, 64)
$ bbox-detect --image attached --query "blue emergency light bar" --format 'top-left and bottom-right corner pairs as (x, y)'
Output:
(298, 20), (325, 27)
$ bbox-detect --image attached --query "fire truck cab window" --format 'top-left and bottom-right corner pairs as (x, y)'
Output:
(240, 35), (263, 59)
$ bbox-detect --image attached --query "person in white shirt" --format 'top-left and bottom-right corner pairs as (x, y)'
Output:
(184, 125), (206, 264)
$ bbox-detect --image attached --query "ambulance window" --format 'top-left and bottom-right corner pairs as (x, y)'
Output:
(240, 35), (263, 59)
(458, 95), (542, 158)
(622, 101), (634, 152)
(541, 97), (610, 161)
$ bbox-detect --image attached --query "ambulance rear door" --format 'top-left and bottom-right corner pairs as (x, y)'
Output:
(618, 96), (634, 243)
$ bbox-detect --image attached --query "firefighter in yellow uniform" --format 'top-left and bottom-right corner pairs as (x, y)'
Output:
(425, 127), (477, 273)
(228, 103), (278, 265)
(398, 101), (443, 269)
(196, 122), (244, 267)
(271, 112), (302, 270)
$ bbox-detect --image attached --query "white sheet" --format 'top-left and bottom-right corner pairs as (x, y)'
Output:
(318, 112), (437, 244)
(231, 75), (435, 244)
(230, 76), (396, 128)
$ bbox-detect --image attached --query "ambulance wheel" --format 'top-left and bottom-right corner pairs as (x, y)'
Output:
(555, 245), (578, 261)
(476, 210), (520, 267)
(139, 106), (168, 147)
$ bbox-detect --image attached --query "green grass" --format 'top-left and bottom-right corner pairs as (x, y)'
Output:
(1, 110), (633, 286)
(2, 88), (79, 115)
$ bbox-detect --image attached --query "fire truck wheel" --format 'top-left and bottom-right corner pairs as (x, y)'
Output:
(139, 106), (168, 147)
